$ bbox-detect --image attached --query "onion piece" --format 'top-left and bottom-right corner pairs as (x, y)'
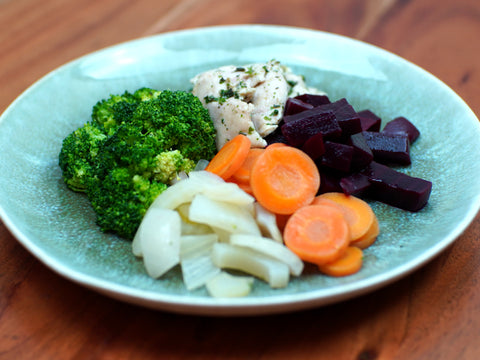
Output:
(134, 208), (181, 278)
(180, 234), (220, 290)
(211, 243), (290, 288)
(189, 194), (261, 236)
(229, 234), (304, 276)
(254, 202), (283, 243)
(206, 272), (254, 298)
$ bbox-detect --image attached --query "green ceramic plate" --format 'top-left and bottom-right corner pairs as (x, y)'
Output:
(1, 25), (480, 316)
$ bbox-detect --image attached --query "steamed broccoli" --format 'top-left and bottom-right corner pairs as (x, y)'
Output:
(59, 88), (217, 240)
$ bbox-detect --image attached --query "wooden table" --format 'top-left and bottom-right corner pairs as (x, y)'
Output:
(1, 0), (479, 358)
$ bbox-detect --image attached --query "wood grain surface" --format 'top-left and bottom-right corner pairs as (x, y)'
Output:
(1, 0), (480, 359)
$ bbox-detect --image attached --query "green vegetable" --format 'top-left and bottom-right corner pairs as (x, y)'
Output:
(59, 88), (217, 239)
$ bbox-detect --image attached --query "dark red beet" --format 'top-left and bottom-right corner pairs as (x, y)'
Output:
(362, 131), (411, 165)
(315, 98), (362, 136)
(362, 162), (432, 212)
(281, 110), (341, 147)
(321, 141), (354, 173)
(358, 109), (382, 132)
(294, 93), (331, 107)
(382, 116), (420, 144)
(301, 133), (325, 160)
(349, 133), (374, 171)
(284, 97), (314, 115)
(340, 173), (371, 196)
(318, 170), (343, 194)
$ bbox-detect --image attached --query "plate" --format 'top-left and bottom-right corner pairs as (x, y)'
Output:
(1, 25), (480, 316)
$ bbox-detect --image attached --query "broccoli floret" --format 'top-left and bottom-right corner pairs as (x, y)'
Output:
(58, 122), (107, 192)
(59, 88), (217, 240)
(153, 150), (195, 184)
(91, 88), (162, 135)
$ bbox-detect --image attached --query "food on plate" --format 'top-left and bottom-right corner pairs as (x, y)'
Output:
(266, 93), (433, 211)
(191, 59), (325, 149)
(249, 143), (320, 215)
(132, 170), (303, 296)
(59, 88), (217, 239)
(58, 59), (434, 298)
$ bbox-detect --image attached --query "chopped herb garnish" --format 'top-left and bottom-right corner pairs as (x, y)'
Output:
(204, 95), (218, 103)
(287, 80), (298, 88)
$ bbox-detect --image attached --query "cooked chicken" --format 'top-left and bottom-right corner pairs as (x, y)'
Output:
(191, 60), (323, 150)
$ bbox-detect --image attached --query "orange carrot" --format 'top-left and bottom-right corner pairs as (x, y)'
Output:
(267, 142), (287, 149)
(317, 246), (363, 277)
(312, 192), (375, 242)
(283, 204), (350, 265)
(250, 145), (320, 215)
(229, 148), (265, 185)
(205, 134), (251, 180)
(351, 216), (379, 249)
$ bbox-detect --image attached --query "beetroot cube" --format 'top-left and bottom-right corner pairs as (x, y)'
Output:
(284, 97), (314, 116)
(340, 173), (371, 196)
(382, 116), (420, 144)
(315, 98), (362, 136)
(294, 93), (331, 107)
(363, 162), (432, 212)
(318, 170), (343, 194)
(301, 133), (325, 160)
(281, 110), (341, 147)
(321, 141), (354, 173)
(349, 133), (374, 171)
(358, 109), (382, 132)
(362, 131), (411, 165)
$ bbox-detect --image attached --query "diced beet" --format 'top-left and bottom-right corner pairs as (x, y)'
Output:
(362, 131), (411, 165)
(301, 133), (325, 160)
(315, 98), (362, 136)
(321, 141), (354, 173)
(284, 97), (314, 116)
(281, 110), (341, 147)
(340, 173), (371, 196)
(349, 133), (374, 171)
(358, 109), (382, 132)
(294, 93), (331, 107)
(363, 162), (432, 211)
(382, 116), (420, 144)
(318, 170), (343, 194)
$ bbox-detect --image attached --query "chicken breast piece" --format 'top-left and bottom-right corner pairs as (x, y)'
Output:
(191, 60), (324, 150)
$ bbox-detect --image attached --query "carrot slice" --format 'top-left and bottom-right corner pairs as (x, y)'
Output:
(205, 134), (251, 180)
(230, 148), (265, 185)
(313, 192), (375, 242)
(351, 216), (379, 249)
(317, 246), (363, 277)
(250, 145), (320, 215)
(284, 204), (350, 265)
(267, 142), (287, 149)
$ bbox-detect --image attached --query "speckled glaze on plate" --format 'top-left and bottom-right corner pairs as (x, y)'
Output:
(1, 25), (480, 316)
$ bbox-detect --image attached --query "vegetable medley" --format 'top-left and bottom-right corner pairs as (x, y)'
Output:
(59, 60), (432, 298)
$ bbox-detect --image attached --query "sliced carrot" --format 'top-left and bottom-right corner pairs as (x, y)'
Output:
(351, 216), (379, 249)
(229, 148), (265, 185)
(284, 204), (350, 266)
(267, 142), (287, 149)
(317, 246), (363, 277)
(250, 145), (320, 215)
(313, 192), (375, 242)
(205, 134), (251, 180)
